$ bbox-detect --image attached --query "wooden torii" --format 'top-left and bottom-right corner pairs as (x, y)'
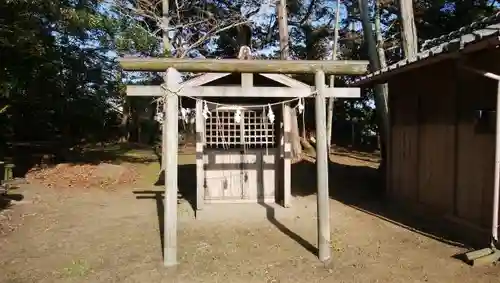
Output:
(118, 55), (369, 267)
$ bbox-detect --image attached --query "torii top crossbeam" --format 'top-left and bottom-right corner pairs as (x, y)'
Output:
(118, 57), (370, 75)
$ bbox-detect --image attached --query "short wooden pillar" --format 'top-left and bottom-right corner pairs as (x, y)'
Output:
(282, 104), (292, 208)
(195, 99), (204, 211)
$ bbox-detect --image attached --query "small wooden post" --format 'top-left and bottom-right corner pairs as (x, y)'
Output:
(315, 70), (331, 262)
(163, 68), (180, 267)
(282, 104), (292, 207)
(492, 80), (500, 243)
(195, 99), (204, 211)
(239, 46), (254, 90)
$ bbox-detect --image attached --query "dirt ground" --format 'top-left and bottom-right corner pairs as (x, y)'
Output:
(0, 146), (499, 283)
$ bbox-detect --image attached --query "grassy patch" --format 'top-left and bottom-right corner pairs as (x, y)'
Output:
(77, 143), (159, 164)
(134, 162), (162, 186)
(61, 260), (92, 278)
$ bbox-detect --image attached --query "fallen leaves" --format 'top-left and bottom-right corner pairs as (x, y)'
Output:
(0, 205), (36, 236)
(26, 163), (139, 190)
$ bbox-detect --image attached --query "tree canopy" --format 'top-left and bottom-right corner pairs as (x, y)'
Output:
(0, 0), (498, 150)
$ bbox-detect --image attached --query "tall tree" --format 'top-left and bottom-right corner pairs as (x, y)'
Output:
(326, 0), (341, 150)
(399, 0), (418, 58)
(276, 0), (303, 158)
(0, 0), (124, 145)
(357, 0), (390, 172)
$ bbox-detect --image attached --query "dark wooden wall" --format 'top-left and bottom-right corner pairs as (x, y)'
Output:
(388, 49), (500, 234)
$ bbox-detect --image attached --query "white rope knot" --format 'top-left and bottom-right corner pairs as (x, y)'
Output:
(160, 83), (183, 97)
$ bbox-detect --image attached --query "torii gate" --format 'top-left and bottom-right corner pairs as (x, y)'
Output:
(119, 56), (369, 267)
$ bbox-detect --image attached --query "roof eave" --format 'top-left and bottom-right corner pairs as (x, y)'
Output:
(350, 36), (500, 87)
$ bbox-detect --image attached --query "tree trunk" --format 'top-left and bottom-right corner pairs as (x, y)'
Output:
(148, 100), (156, 144)
(119, 96), (131, 142)
(137, 119), (142, 144)
(276, 0), (290, 58)
(276, 0), (302, 158)
(374, 0), (387, 69)
(398, 0), (418, 59)
(374, 0), (389, 171)
(326, 0), (341, 151)
(358, 0), (390, 178)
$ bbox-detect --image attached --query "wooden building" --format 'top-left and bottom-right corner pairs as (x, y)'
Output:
(187, 72), (314, 207)
(350, 13), (500, 244)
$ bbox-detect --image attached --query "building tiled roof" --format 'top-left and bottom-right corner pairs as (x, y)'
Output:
(350, 12), (500, 86)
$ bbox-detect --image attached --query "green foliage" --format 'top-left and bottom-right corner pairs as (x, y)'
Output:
(114, 23), (160, 56)
(0, 0), (124, 144)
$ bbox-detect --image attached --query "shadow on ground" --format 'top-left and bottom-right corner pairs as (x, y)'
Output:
(133, 162), (320, 258)
(133, 190), (166, 257)
(132, 163), (197, 258)
(152, 164), (197, 212)
(0, 193), (24, 213)
(291, 159), (474, 250)
(132, 153), (477, 262)
(257, 199), (319, 256)
(331, 151), (380, 163)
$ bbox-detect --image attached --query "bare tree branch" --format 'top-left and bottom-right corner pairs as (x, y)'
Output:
(326, 0), (341, 150)
(179, 21), (251, 58)
(110, 0), (263, 58)
(299, 0), (318, 25)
